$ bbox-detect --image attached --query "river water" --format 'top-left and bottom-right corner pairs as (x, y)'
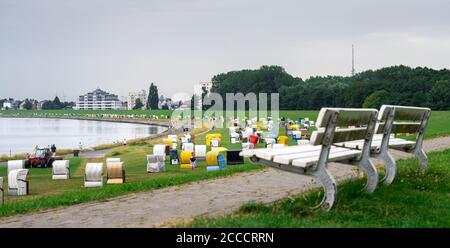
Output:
(0, 117), (166, 155)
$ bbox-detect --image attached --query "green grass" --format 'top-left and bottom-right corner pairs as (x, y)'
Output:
(0, 130), (263, 217)
(1, 109), (449, 139)
(0, 110), (449, 219)
(184, 149), (450, 227)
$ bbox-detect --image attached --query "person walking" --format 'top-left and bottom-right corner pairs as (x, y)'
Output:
(51, 144), (57, 156)
(190, 154), (196, 170)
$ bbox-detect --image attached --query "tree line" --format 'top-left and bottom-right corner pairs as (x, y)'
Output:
(209, 65), (450, 110)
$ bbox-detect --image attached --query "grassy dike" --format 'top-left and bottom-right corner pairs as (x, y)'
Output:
(0, 127), (264, 218)
(0, 110), (449, 219)
(184, 149), (450, 227)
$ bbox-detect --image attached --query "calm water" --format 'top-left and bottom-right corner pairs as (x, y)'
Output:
(0, 118), (167, 155)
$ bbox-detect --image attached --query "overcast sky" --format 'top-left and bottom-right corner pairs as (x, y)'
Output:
(1, 0), (450, 101)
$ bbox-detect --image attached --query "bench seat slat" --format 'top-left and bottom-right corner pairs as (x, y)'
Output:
(291, 149), (362, 168)
(272, 147), (350, 164)
(255, 144), (322, 160)
(340, 137), (416, 150)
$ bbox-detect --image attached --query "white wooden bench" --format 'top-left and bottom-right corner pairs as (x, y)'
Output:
(338, 105), (431, 185)
(241, 108), (379, 210)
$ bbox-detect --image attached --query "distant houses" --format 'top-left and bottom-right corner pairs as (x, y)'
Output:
(127, 89), (147, 110)
(1, 85), (186, 111)
(74, 88), (124, 110)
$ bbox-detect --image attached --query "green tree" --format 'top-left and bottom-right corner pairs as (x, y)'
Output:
(363, 90), (390, 109)
(428, 80), (450, 110)
(23, 99), (33, 110)
(53, 96), (62, 109)
(147, 83), (159, 110)
(133, 98), (144, 110)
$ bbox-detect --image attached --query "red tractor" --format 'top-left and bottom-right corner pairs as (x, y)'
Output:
(26, 147), (62, 168)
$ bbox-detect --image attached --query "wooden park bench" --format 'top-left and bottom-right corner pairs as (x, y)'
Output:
(338, 105), (431, 184)
(241, 108), (380, 210)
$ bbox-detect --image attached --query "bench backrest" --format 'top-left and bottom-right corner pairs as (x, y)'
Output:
(311, 108), (378, 146)
(377, 105), (431, 134)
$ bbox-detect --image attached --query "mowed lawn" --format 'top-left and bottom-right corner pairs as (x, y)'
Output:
(0, 110), (449, 219)
(184, 148), (450, 227)
(0, 131), (263, 217)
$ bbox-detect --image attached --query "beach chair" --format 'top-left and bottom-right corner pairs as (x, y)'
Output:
(84, 163), (103, 188)
(153, 144), (167, 158)
(8, 169), (29, 196)
(240, 108), (379, 210)
(339, 105), (431, 184)
(106, 158), (121, 164)
(170, 149), (180, 164)
(230, 132), (240, 144)
(182, 142), (195, 152)
(0, 177), (4, 204)
(265, 138), (276, 148)
(52, 160), (70, 180)
(147, 155), (165, 173)
(242, 142), (254, 150)
(7, 160), (24, 175)
(194, 145), (207, 160)
(106, 162), (125, 184)
(227, 149), (244, 165)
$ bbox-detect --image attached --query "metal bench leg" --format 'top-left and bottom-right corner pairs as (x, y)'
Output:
(250, 156), (337, 211)
(414, 109), (430, 171)
(308, 167), (337, 211)
(414, 147), (428, 171)
(375, 150), (396, 185)
(357, 157), (378, 193)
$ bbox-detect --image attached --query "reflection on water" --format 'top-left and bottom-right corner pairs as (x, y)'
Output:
(0, 118), (167, 155)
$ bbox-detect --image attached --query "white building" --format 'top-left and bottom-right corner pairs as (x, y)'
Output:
(194, 81), (213, 110)
(2, 101), (12, 110)
(74, 88), (123, 110)
(127, 89), (148, 110)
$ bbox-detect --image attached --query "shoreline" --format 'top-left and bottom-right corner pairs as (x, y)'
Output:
(0, 114), (170, 129)
(0, 115), (171, 160)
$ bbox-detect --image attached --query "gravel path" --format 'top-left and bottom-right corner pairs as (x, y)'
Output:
(0, 135), (449, 228)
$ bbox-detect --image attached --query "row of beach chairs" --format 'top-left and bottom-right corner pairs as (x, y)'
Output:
(0, 158), (126, 204)
(241, 105), (431, 210)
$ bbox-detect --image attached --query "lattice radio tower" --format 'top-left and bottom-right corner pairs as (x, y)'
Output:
(351, 44), (356, 76)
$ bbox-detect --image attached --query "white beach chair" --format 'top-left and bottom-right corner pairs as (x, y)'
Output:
(153, 144), (167, 158)
(52, 160), (70, 180)
(241, 108), (380, 210)
(7, 160), (24, 175)
(147, 155), (165, 173)
(8, 169), (29, 196)
(84, 163), (103, 188)
(195, 145), (207, 160)
(242, 142), (254, 150)
(168, 134), (178, 144)
(182, 143), (195, 152)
